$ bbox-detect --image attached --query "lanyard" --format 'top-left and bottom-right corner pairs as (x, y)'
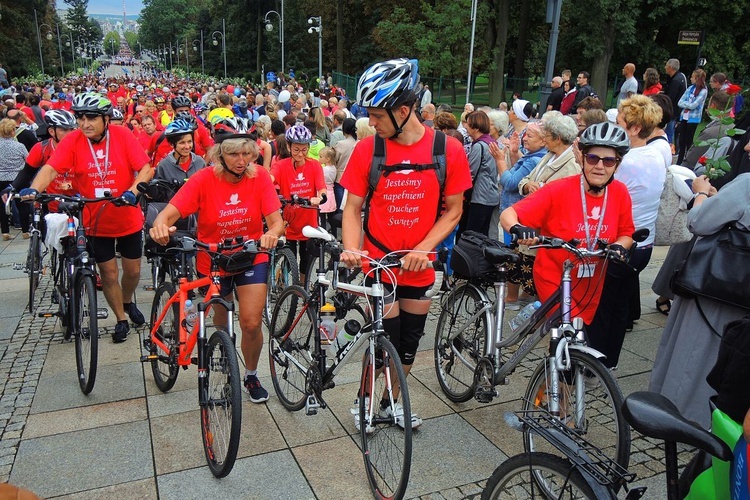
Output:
(86, 132), (110, 184)
(580, 176), (608, 251)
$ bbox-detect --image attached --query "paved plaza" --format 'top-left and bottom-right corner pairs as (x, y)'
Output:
(0, 229), (690, 499)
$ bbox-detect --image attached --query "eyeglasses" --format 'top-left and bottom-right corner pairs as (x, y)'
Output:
(291, 145), (309, 154)
(75, 112), (102, 121)
(584, 153), (619, 168)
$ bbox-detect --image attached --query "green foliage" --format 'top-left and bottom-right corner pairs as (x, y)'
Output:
(124, 32), (139, 52)
(104, 31), (121, 56)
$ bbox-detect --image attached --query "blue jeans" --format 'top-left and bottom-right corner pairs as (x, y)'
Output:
(665, 119), (676, 144)
(437, 224), (459, 276)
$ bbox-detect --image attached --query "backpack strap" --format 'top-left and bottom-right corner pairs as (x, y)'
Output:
(363, 130), (447, 255)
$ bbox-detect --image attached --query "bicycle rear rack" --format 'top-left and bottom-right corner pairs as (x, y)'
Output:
(513, 410), (636, 489)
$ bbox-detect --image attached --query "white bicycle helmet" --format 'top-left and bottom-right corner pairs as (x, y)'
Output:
(579, 122), (631, 157)
(44, 110), (77, 130)
(357, 58), (420, 109)
(285, 123), (313, 144)
(71, 92), (112, 115)
(213, 116), (251, 143)
(110, 108), (124, 120)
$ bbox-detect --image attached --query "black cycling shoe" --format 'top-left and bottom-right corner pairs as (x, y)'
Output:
(113, 320), (130, 343)
(124, 302), (146, 325)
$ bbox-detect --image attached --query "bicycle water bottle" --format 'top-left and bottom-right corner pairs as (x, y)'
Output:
(183, 300), (198, 332)
(319, 303), (337, 345)
(327, 319), (360, 360)
(508, 301), (541, 332)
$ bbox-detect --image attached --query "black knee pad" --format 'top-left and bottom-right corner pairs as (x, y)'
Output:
(376, 316), (401, 369)
(398, 311), (427, 366)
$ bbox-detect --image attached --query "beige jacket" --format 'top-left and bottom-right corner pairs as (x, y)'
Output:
(517, 146), (581, 196)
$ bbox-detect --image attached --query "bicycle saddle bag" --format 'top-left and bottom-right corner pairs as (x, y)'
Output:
(216, 250), (256, 274)
(452, 230), (518, 279)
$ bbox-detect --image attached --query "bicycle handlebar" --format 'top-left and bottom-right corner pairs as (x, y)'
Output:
(155, 234), (286, 254)
(279, 193), (327, 208)
(531, 235), (625, 262)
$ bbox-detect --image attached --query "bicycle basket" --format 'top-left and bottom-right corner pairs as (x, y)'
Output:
(216, 249), (256, 274)
(452, 230), (514, 279)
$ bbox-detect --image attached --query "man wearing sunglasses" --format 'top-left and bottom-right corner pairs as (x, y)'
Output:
(22, 93), (153, 344)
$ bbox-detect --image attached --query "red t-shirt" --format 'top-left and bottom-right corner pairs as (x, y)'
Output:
(271, 157), (326, 240)
(138, 131), (156, 153)
(26, 139), (77, 212)
(512, 174), (635, 324)
(47, 125), (150, 237)
(170, 167), (281, 275)
(341, 127), (472, 287)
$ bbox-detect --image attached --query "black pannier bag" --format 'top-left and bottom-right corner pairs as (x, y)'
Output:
(451, 230), (515, 279)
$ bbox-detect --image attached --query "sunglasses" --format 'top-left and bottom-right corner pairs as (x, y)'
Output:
(584, 153), (619, 168)
(75, 112), (102, 121)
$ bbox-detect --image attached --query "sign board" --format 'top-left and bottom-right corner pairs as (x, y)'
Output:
(697, 58), (707, 67)
(678, 30), (702, 45)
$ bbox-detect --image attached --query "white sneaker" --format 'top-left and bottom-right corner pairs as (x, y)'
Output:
(381, 402), (422, 430)
(351, 397), (375, 434)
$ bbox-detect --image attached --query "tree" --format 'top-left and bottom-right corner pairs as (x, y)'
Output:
(104, 31), (121, 56)
(484, 0), (510, 107)
(124, 31), (139, 53)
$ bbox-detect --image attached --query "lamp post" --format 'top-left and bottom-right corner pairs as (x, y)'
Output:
(193, 34), (204, 75)
(264, 4), (284, 72)
(34, 10), (53, 74)
(168, 41), (173, 71)
(211, 18), (227, 79)
(61, 32), (75, 72)
(307, 16), (322, 82)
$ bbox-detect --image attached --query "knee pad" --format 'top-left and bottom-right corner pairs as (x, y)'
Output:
(397, 311), (427, 366)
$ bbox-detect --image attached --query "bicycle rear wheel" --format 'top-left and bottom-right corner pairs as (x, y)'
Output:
(482, 452), (597, 500)
(264, 247), (300, 326)
(74, 274), (98, 394)
(27, 231), (43, 314)
(149, 282), (180, 392)
(359, 336), (412, 499)
(522, 350), (630, 472)
(200, 329), (242, 478)
(268, 285), (313, 411)
(434, 283), (489, 402)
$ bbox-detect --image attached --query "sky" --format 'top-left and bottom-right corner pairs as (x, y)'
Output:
(57, 0), (144, 17)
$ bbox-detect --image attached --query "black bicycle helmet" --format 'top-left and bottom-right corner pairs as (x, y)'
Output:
(171, 95), (192, 110)
(110, 108), (124, 121)
(174, 111), (197, 128)
(71, 92), (112, 115)
(578, 122), (631, 157)
(44, 109), (77, 130)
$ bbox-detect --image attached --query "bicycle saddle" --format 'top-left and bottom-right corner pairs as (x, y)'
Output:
(622, 392), (733, 461)
(483, 246), (520, 265)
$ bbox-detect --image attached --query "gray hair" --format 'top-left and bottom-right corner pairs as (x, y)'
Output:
(666, 58), (680, 71)
(487, 110), (510, 136)
(552, 76), (563, 86)
(541, 111), (578, 145)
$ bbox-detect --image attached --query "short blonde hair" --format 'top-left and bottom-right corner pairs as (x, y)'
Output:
(319, 146), (335, 164)
(0, 118), (17, 138)
(209, 138), (258, 178)
(355, 117), (375, 139)
(617, 95), (662, 139)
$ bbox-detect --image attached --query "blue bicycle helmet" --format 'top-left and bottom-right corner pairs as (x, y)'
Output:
(285, 123), (313, 144)
(356, 58), (420, 138)
(165, 119), (197, 138)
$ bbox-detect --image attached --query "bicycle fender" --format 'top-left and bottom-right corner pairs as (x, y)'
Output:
(567, 344), (606, 359)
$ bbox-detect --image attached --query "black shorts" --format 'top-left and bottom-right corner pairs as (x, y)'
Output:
(364, 277), (433, 304)
(89, 231), (143, 262)
(218, 262), (269, 297)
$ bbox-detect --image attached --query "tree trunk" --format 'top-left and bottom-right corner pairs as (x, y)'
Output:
(487, 0), (509, 107)
(513, 0), (531, 95)
(256, 3), (263, 75)
(589, 18), (617, 104)
(336, 0), (343, 73)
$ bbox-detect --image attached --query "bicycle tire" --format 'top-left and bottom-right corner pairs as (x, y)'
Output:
(200, 329), (242, 478)
(74, 274), (98, 394)
(522, 350), (631, 473)
(360, 336), (412, 500)
(264, 247), (300, 326)
(434, 283), (489, 402)
(27, 231), (42, 314)
(149, 282), (180, 392)
(482, 452), (598, 500)
(268, 285), (313, 411)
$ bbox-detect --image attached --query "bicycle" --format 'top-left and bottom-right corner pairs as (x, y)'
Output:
(481, 391), (735, 499)
(6, 193), (46, 314)
(434, 233), (644, 473)
(142, 235), (273, 478)
(34, 193), (115, 394)
(268, 224), (442, 499)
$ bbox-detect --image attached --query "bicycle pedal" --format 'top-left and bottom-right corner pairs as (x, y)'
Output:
(96, 308), (109, 319)
(305, 395), (321, 415)
(12, 263), (25, 271)
(191, 356), (198, 365)
(38, 311), (59, 318)
(143, 284), (155, 291)
(140, 354), (158, 362)
(474, 387), (498, 404)
(625, 487), (647, 499)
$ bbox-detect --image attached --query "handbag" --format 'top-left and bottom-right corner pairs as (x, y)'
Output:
(671, 224), (750, 310)
(654, 165), (695, 246)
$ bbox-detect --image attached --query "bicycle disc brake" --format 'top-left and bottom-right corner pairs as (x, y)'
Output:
(473, 357), (497, 403)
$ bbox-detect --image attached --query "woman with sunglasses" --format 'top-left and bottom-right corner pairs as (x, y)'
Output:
(500, 122), (635, 328)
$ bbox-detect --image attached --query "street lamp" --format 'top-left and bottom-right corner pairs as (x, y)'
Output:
(192, 33), (204, 75)
(61, 32), (75, 72)
(263, 3), (284, 73)
(211, 18), (227, 79)
(307, 16), (322, 83)
(34, 9), (53, 74)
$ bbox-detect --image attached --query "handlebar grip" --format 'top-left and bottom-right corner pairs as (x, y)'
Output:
(424, 270), (444, 299)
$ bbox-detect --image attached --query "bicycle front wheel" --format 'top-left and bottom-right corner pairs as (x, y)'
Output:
(482, 452), (598, 500)
(268, 285), (313, 411)
(200, 329), (242, 478)
(149, 282), (180, 392)
(359, 336), (412, 500)
(74, 274), (98, 394)
(523, 350), (630, 471)
(27, 231), (43, 313)
(264, 247), (300, 326)
(434, 283), (489, 402)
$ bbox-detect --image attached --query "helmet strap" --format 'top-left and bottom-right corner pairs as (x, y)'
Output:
(387, 106), (412, 140)
(219, 151), (244, 180)
(90, 123), (108, 144)
(582, 169), (615, 194)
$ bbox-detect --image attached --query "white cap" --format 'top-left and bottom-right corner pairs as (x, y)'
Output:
(605, 108), (619, 123)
